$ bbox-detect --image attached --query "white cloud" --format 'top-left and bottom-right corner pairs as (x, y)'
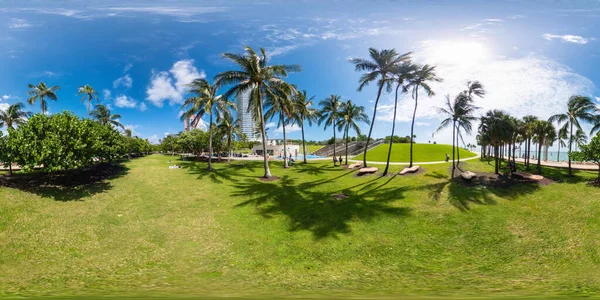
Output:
(1, 95), (12, 101)
(139, 102), (147, 111)
(543, 34), (588, 44)
(113, 74), (133, 89)
(114, 94), (138, 108)
(30, 70), (59, 78)
(147, 134), (160, 144)
(415, 122), (430, 127)
(0, 103), (9, 111)
(103, 89), (112, 100)
(275, 124), (301, 133)
(123, 124), (140, 136)
(265, 122), (276, 129)
(123, 63), (133, 73)
(377, 40), (595, 142)
(8, 18), (32, 29)
(104, 6), (227, 17)
(145, 59), (205, 107)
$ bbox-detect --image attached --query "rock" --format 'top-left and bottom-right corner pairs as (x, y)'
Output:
(399, 165), (420, 175)
(358, 167), (378, 174)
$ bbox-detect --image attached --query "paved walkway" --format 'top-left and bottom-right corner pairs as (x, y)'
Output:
(347, 155), (481, 165)
(514, 158), (598, 171)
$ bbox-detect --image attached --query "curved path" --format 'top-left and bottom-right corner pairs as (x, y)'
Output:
(347, 154), (481, 165)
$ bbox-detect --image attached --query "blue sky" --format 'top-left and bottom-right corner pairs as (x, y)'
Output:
(1, 0), (600, 146)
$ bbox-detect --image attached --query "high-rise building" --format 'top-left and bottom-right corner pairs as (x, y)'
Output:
(237, 91), (260, 141)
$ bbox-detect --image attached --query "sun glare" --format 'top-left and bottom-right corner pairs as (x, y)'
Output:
(426, 41), (490, 66)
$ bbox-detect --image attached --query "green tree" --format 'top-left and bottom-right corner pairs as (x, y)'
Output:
(532, 120), (555, 174)
(522, 115), (538, 168)
(215, 46), (300, 178)
(556, 126), (568, 162)
(181, 78), (234, 171)
(216, 114), (242, 164)
(570, 133), (600, 180)
(455, 81), (485, 165)
(383, 61), (416, 175)
(350, 48), (411, 167)
(292, 90), (320, 164)
(0, 102), (31, 129)
(27, 82), (59, 115)
(319, 95), (342, 166)
(479, 110), (512, 174)
(77, 84), (99, 118)
(91, 104), (124, 129)
(404, 64), (442, 167)
(336, 100), (369, 165)
(549, 95), (597, 175)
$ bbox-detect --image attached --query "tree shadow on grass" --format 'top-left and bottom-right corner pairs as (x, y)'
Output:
(178, 160), (259, 183)
(233, 174), (411, 239)
(0, 163), (128, 202)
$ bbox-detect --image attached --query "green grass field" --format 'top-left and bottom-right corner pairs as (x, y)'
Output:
(354, 143), (477, 162)
(300, 144), (324, 154)
(2, 155), (600, 299)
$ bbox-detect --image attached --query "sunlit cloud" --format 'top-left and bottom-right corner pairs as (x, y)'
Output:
(543, 33), (588, 44)
(146, 59), (205, 107)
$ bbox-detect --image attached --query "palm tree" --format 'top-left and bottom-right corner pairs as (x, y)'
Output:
(27, 82), (59, 115)
(549, 95), (597, 175)
(533, 120), (555, 173)
(292, 90), (320, 164)
(350, 48), (411, 167)
(181, 78), (234, 171)
(479, 110), (512, 174)
(456, 81), (485, 166)
(264, 83), (296, 168)
(336, 100), (369, 165)
(522, 115), (538, 168)
(434, 94), (463, 178)
(0, 102), (31, 129)
(216, 113), (242, 164)
(404, 64), (442, 167)
(382, 61), (416, 175)
(556, 126), (568, 162)
(77, 84), (99, 118)
(215, 46), (300, 178)
(572, 128), (588, 152)
(318, 95), (342, 166)
(91, 104), (124, 129)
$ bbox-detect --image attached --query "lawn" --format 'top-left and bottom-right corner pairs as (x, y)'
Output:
(300, 144), (324, 154)
(354, 143), (477, 162)
(1, 155), (600, 299)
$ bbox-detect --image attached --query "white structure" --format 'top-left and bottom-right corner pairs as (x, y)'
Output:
(237, 91), (260, 141)
(183, 116), (206, 132)
(252, 141), (299, 158)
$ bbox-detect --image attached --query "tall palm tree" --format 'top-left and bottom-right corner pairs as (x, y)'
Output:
(434, 94), (465, 178)
(215, 46), (300, 178)
(533, 120), (555, 173)
(456, 81), (485, 166)
(318, 95), (342, 166)
(404, 64), (442, 167)
(216, 113), (242, 164)
(572, 128), (588, 152)
(382, 61), (416, 175)
(556, 126), (568, 162)
(0, 102), (31, 129)
(27, 82), (59, 115)
(77, 84), (99, 118)
(264, 83), (296, 168)
(181, 78), (234, 171)
(292, 90), (320, 164)
(522, 115), (538, 168)
(549, 95), (597, 175)
(479, 110), (512, 174)
(91, 104), (124, 129)
(350, 48), (411, 167)
(336, 100), (369, 165)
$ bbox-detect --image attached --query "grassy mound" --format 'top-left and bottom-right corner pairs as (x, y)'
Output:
(354, 143), (477, 162)
(1, 155), (600, 298)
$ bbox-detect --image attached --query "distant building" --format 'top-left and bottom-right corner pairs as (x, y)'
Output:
(237, 91), (260, 141)
(183, 116), (205, 132)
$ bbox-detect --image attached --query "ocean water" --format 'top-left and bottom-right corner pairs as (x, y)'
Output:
(506, 151), (572, 162)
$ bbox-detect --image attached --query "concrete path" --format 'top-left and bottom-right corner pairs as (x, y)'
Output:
(347, 155), (481, 165)
(514, 158), (598, 171)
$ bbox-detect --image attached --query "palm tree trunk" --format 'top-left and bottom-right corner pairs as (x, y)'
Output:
(282, 114), (288, 169)
(557, 142), (561, 162)
(456, 126), (461, 169)
(568, 121), (573, 176)
(451, 120), (456, 179)
(363, 81), (385, 168)
(537, 139), (542, 174)
(383, 83), (401, 176)
(88, 98), (91, 119)
(494, 145), (499, 174)
(227, 135), (232, 164)
(333, 120), (337, 167)
(526, 138), (531, 168)
(345, 126), (349, 165)
(207, 113), (213, 171)
(301, 119), (307, 164)
(409, 87), (419, 168)
(257, 88), (271, 178)
(8, 161), (12, 176)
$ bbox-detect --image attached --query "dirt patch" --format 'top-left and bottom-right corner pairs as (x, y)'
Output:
(398, 167), (426, 176)
(258, 176), (280, 182)
(455, 171), (555, 188)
